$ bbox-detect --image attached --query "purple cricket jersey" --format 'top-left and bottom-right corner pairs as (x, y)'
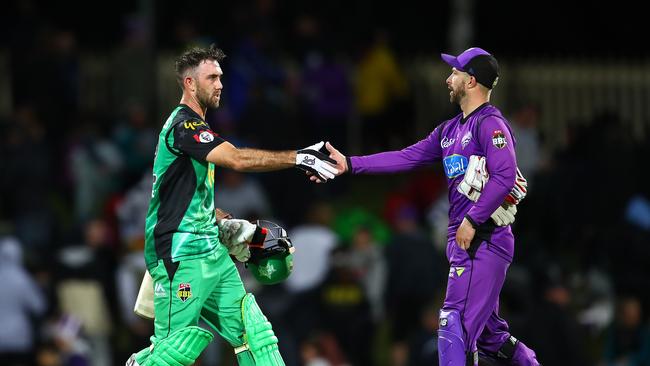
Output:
(349, 103), (517, 260)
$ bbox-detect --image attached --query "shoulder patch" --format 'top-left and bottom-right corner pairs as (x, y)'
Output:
(193, 130), (216, 143)
(492, 130), (507, 149)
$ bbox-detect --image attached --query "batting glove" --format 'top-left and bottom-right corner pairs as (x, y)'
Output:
(296, 141), (339, 181)
(218, 219), (257, 262)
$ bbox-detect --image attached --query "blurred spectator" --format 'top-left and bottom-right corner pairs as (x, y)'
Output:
(0, 236), (47, 366)
(319, 246), (374, 366)
(214, 170), (272, 219)
(112, 103), (157, 186)
(300, 333), (350, 366)
(353, 30), (410, 151)
(68, 121), (125, 221)
(1, 104), (54, 251)
(508, 101), (546, 182)
(41, 30), (80, 133)
(56, 219), (116, 366)
(299, 46), (352, 147)
(526, 269), (589, 366)
(407, 302), (442, 366)
(625, 195), (650, 232)
(226, 29), (287, 122)
(333, 207), (391, 246)
(603, 296), (650, 366)
(41, 314), (90, 366)
(383, 205), (445, 366)
(346, 225), (386, 322)
(285, 202), (339, 357)
(115, 172), (152, 252)
(426, 195), (451, 253)
(110, 14), (155, 118)
(287, 202), (338, 294)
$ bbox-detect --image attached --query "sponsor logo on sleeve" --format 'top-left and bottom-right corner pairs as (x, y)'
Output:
(442, 154), (468, 178)
(492, 130), (507, 149)
(184, 121), (208, 130)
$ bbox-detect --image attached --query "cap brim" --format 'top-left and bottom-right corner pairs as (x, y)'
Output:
(441, 53), (464, 71)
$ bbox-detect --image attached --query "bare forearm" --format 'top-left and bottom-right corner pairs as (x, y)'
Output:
(233, 148), (296, 172)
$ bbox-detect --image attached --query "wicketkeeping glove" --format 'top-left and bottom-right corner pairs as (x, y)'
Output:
(456, 155), (527, 226)
(457, 155), (488, 201)
(491, 204), (517, 226)
(504, 168), (528, 205)
(296, 141), (339, 181)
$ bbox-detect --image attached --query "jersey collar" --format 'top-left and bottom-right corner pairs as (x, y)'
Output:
(460, 102), (490, 124)
(179, 104), (205, 121)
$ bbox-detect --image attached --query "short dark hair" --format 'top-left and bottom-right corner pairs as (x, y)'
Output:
(175, 44), (226, 88)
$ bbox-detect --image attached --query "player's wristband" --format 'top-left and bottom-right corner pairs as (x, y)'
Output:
(465, 214), (479, 229)
(346, 156), (353, 174)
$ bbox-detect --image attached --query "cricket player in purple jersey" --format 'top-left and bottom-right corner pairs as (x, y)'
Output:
(318, 48), (540, 365)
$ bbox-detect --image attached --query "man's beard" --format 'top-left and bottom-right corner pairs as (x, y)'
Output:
(450, 85), (466, 105)
(197, 88), (219, 109)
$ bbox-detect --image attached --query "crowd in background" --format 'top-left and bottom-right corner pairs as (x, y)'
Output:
(1, 0), (650, 365)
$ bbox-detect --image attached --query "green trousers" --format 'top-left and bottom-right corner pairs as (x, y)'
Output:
(150, 244), (247, 347)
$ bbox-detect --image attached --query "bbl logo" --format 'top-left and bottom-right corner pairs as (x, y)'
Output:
(177, 283), (192, 302)
(492, 130), (507, 149)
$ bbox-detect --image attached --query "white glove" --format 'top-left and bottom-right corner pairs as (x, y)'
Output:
(457, 155), (524, 227)
(505, 168), (528, 205)
(217, 219), (257, 262)
(457, 155), (488, 202)
(491, 204), (517, 226)
(296, 141), (339, 181)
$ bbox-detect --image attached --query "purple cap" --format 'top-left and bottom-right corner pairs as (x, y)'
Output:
(441, 47), (500, 89)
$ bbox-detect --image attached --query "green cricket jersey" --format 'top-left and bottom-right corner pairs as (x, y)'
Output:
(144, 104), (226, 269)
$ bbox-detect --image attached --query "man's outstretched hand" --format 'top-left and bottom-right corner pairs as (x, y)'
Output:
(307, 141), (348, 183)
(296, 141), (339, 182)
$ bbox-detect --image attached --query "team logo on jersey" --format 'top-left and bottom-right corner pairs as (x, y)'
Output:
(461, 131), (472, 149)
(492, 130), (507, 149)
(443, 154), (468, 178)
(177, 283), (192, 302)
(441, 137), (456, 148)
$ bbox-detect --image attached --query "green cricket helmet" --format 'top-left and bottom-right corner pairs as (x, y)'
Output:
(246, 220), (295, 285)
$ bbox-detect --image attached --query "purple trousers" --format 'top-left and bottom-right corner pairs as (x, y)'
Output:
(443, 238), (512, 355)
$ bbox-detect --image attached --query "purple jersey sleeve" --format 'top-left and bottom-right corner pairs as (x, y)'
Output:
(466, 115), (517, 225)
(349, 128), (442, 174)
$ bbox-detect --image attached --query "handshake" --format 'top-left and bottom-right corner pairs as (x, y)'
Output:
(295, 141), (342, 183)
(457, 155), (528, 226)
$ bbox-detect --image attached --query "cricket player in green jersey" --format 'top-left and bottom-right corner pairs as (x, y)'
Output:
(126, 44), (338, 366)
